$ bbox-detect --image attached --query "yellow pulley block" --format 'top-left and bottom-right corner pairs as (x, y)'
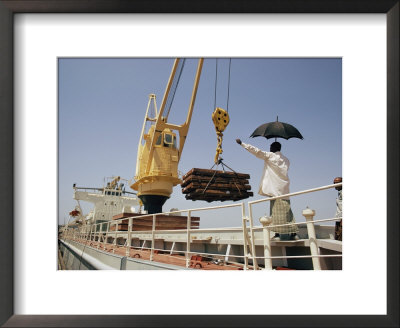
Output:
(212, 107), (230, 164)
(212, 107), (230, 132)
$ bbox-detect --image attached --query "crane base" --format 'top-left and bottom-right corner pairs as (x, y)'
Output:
(138, 195), (169, 214)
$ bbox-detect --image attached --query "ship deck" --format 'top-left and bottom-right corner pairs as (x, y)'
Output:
(59, 182), (343, 270)
(59, 223), (341, 270)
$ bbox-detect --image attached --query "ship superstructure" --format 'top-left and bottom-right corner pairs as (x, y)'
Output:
(68, 176), (140, 226)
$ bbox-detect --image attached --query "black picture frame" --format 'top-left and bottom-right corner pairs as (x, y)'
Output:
(0, 1), (398, 327)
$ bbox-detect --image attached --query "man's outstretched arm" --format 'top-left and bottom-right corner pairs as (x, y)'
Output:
(236, 138), (269, 160)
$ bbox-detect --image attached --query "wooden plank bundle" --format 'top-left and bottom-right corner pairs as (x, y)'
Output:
(181, 168), (253, 202)
(111, 212), (200, 231)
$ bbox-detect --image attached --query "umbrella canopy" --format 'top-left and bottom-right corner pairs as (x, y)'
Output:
(250, 119), (304, 140)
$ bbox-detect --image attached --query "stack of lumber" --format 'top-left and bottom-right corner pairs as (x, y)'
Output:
(181, 168), (253, 202)
(110, 212), (200, 231)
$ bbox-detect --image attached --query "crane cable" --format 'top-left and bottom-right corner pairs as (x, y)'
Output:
(164, 58), (186, 120)
(226, 58), (231, 112)
(212, 58), (232, 164)
(214, 59), (218, 110)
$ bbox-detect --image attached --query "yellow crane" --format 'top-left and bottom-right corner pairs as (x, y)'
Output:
(130, 58), (204, 213)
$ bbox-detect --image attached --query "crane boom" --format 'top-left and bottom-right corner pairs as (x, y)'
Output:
(131, 58), (204, 214)
(145, 58), (203, 173)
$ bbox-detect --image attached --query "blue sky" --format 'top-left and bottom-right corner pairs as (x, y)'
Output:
(58, 58), (342, 228)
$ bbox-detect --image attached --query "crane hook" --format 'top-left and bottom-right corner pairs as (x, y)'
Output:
(211, 107), (230, 164)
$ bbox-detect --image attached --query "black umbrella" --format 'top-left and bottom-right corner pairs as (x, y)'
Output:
(250, 117), (304, 140)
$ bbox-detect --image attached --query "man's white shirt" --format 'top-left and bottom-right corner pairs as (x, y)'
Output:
(241, 142), (290, 199)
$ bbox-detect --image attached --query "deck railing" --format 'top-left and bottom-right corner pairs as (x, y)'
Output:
(247, 182), (342, 270)
(61, 182), (342, 270)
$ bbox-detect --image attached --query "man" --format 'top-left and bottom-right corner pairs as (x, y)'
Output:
(333, 177), (342, 241)
(236, 138), (299, 240)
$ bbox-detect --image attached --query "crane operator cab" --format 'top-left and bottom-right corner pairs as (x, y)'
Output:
(135, 125), (180, 183)
(131, 125), (182, 214)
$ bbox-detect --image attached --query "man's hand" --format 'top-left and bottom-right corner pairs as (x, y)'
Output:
(236, 139), (242, 145)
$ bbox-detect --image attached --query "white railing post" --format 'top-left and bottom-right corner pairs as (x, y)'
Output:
(104, 222), (110, 249)
(186, 211), (191, 268)
(113, 221), (118, 253)
(126, 217), (132, 257)
(97, 224), (101, 249)
(141, 240), (146, 251)
(247, 203), (258, 270)
(259, 216), (273, 270)
(170, 241), (176, 255)
(302, 207), (321, 270)
(150, 214), (156, 261)
(241, 205), (249, 270)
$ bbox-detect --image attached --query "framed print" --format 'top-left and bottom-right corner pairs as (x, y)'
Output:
(0, 1), (398, 327)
